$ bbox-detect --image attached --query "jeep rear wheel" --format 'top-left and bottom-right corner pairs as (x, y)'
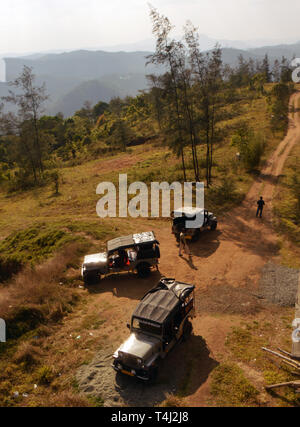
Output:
(210, 221), (217, 231)
(83, 274), (91, 286)
(137, 263), (151, 278)
(83, 273), (101, 286)
(191, 229), (201, 242)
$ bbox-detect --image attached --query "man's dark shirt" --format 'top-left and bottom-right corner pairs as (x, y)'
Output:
(257, 199), (265, 209)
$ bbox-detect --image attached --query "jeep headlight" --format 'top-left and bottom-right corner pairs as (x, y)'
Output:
(137, 358), (145, 368)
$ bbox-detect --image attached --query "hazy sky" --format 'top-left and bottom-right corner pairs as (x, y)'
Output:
(0, 0), (300, 54)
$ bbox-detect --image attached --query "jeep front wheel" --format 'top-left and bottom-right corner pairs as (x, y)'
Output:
(148, 362), (160, 383)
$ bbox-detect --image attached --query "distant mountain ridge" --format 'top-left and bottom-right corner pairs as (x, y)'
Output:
(2, 50), (157, 116)
(249, 42), (300, 59)
(4, 50), (156, 81)
(100, 35), (300, 52)
(1, 41), (300, 117)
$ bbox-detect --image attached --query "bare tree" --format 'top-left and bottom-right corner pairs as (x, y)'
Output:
(184, 22), (222, 186)
(147, 5), (187, 181)
(1, 65), (49, 181)
(146, 74), (164, 131)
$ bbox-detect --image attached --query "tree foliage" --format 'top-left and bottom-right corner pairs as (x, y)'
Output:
(0, 66), (49, 186)
(0, 13), (295, 194)
(147, 6), (223, 185)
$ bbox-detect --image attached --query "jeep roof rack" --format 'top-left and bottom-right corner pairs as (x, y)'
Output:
(133, 279), (195, 325)
(172, 207), (205, 218)
(107, 231), (158, 254)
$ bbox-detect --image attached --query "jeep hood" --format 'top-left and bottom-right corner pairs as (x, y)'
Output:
(82, 252), (107, 270)
(117, 333), (160, 360)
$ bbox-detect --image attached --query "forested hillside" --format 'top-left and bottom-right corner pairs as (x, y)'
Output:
(0, 8), (294, 194)
(1, 40), (300, 117)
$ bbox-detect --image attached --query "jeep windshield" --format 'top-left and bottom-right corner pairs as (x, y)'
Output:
(132, 317), (162, 337)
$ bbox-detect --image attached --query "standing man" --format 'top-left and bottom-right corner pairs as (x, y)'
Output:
(256, 196), (265, 218)
(179, 231), (191, 257)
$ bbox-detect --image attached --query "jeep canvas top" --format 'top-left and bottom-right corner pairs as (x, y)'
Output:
(133, 280), (195, 325)
(113, 278), (195, 381)
(107, 231), (158, 254)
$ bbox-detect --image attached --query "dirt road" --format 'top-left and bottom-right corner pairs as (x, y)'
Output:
(76, 91), (300, 406)
(160, 91), (300, 289)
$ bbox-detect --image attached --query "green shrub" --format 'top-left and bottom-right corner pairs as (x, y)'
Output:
(13, 342), (42, 369)
(0, 256), (23, 282)
(207, 178), (243, 208)
(36, 365), (54, 385)
(279, 219), (300, 244)
(0, 223), (84, 282)
(231, 123), (265, 171)
(6, 306), (45, 340)
(211, 363), (259, 406)
(1, 243), (83, 340)
(243, 135), (265, 171)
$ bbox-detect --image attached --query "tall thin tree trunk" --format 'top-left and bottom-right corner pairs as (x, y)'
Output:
(194, 143), (200, 181)
(209, 105), (215, 183)
(33, 117), (43, 175)
(180, 75), (199, 181)
(181, 148), (187, 181)
(205, 104), (210, 187)
(22, 137), (38, 183)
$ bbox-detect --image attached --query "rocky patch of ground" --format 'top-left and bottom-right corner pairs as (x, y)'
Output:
(259, 262), (299, 306)
(195, 283), (261, 316)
